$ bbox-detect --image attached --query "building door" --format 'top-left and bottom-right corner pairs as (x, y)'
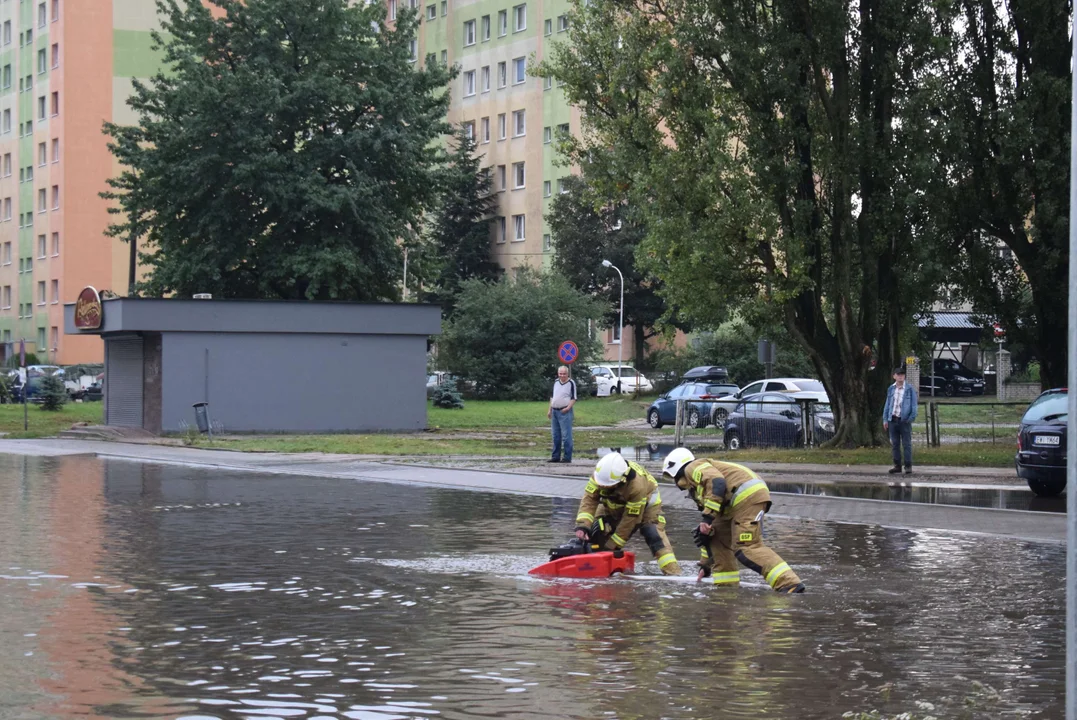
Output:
(105, 337), (143, 427)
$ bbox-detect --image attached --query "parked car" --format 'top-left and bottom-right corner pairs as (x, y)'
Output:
(723, 392), (835, 449)
(1015, 388), (1067, 497)
(709, 378), (827, 427)
(646, 380), (739, 428)
(919, 358), (985, 397)
(82, 382), (103, 402)
(681, 365), (730, 382)
(591, 365), (653, 395)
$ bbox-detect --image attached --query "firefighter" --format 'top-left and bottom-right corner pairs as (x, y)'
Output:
(662, 448), (804, 593)
(575, 452), (682, 576)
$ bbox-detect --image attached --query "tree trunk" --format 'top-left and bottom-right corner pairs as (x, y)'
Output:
(633, 324), (647, 371)
(1032, 272), (1069, 389)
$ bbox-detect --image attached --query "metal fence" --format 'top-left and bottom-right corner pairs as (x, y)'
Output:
(672, 398), (1029, 449)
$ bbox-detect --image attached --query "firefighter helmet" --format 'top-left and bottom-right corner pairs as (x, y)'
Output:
(662, 447), (695, 478)
(592, 452), (630, 487)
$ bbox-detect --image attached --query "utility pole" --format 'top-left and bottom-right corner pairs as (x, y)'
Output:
(1066, 18), (1076, 718)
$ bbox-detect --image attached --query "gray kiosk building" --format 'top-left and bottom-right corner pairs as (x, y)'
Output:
(64, 297), (441, 434)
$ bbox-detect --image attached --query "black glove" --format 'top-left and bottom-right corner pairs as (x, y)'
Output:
(691, 526), (708, 549)
(575, 526), (591, 539)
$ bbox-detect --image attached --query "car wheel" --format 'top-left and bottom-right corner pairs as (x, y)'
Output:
(688, 408), (705, 429)
(943, 382), (955, 397)
(647, 409), (663, 429)
(713, 408), (728, 429)
(1027, 477), (1066, 497)
(725, 431), (742, 450)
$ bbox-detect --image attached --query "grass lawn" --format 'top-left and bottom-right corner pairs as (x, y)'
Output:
(0, 401), (103, 438)
(926, 400), (1029, 424)
(723, 443), (1015, 468)
(428, 396), (652, 429)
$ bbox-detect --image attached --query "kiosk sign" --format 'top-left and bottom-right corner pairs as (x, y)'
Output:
(74, 286), (103, 330)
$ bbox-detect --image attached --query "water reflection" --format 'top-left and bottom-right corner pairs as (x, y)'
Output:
(0, 454), (1064, 719)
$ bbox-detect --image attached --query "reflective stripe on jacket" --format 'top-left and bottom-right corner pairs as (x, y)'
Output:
(576, 461), (662, 545)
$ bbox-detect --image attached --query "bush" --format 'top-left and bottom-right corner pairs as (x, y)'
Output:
(5, 352), (40, 368)
(431, 378), (465, 409)
(38, 374), (67, 411)
(0, 373), (11, 404)
(440, 270), (606, 400)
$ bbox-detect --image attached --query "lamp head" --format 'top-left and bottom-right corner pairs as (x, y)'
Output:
(601, 259), (612, 268)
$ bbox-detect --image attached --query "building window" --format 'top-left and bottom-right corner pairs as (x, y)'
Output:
(51, 185), (59, 210)
(52, 0), (59, 22)
(512, 161), (525, 188)
(513, 4), (526, 31)
(51, 91), (58, 116)
(544, 75), (553, 90)
(2, 199), (8, 221)
(463, 121), (474, 139)
(543, 180), (551, 197)
(37, 327), (45, 350)
(496, 216), (506, 243)
(481, 14), (490, 40)
(557, 177), (566, 194)
(50, 280), (58, 304)
(497, 61), (506, 88)
(38, 2), (46, 27)
(464, 19), (475, 45)
(50, 326), (57, 350)
(497, 164), (506, 190)
(426, 4), (436, 19)
(611, 325), (621, 342)
(463, 69), (475, 96)
(512, 57), (525, 83)
(497, 113), (506, 140)
(388, 0), (396, 21)
(480, 65), (490, 92)
(425, 52), (435, 67)
(544, 18), (552, 35)
(543, 126), (552, 143)
(557, 122), (570, 136)
(37, 189), (46, 213)
(37, 281), (45, 305)
(37, 234), (45, 258)
(512, 109), (525, 136)
(440, 49), (447, 64)
(513, 214), (526, 241)
(2, 66), (10, 90)
(37, 142), (45, 166)
(50, 232), (58, 255)
(480, 116), (490, 143)
(1, 242), (8, 263)
(557, 14), (568, 31)
(2, 155), (9, 176)
(441, 0), (446, 16)
(51, 43), (58, 68)
(1, 286), (8, 308)
(543, 233), (552, 251)
(2, 22), (9, 45)
(497, 9), (507, 36)
(37, 49), (45, 74)
(408, 38), (417, 61)
(37, 96), (45, 120)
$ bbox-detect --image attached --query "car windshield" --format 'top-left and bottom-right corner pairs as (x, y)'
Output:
(815, 403), (832, 413)
(795, 380), (826, 392)
(1023, 392), (1068, 423)
(610, 368), (638, 378)
(706, 384), (738, 394)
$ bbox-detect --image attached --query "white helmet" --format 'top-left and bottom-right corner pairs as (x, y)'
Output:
(592, 452), (630, 487)
(662, 448), (695, 478)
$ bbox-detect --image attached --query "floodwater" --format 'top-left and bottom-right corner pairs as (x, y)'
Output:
(0, 454), (1064, 720)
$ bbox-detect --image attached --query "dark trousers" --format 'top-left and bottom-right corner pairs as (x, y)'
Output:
(888, 418), (913, 468)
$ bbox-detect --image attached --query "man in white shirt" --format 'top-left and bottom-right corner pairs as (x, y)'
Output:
(547, 365), (577, 463)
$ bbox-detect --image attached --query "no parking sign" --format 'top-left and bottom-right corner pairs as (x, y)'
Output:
(557, 340), (579, 365)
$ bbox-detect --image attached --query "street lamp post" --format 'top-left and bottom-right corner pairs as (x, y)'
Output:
(601, 259), (624, 392)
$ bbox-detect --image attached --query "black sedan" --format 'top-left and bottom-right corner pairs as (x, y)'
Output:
(723, 393), (835, 449)
(1016, 388), (1067, 497)
(919, 358), (985, 397)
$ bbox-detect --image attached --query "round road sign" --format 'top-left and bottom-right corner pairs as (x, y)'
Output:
(558, 341), (579, 365)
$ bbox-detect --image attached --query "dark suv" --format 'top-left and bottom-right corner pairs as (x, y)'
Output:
(1016, 388), (1067, 497)
(919, 358), (985, 397)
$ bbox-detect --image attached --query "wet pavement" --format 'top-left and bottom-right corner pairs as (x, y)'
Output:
(0, 453), (1066, 719)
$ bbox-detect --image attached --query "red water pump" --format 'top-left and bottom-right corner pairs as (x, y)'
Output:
(528, 538), (635, 578)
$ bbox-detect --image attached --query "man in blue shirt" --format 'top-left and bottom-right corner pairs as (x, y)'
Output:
(882, 366), (918, 474)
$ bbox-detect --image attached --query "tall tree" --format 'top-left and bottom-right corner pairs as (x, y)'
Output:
(104, 0), (451, 301)
(542, 0), (951, 445)
(548, 174), (673, 369)
(937, 0), (1070, 389)
(426, 129), (502, 315)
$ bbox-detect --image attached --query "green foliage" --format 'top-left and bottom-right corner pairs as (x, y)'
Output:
(5, 352), (40, 369)
(425, 129), (502, 315)
(38, 374), (67, 412)
(430, 378), (465, 409)
(0, 373), (11, 404)
(548, 172), (677, 365)
(440, 270), (606, 400)
(936, 0), (1070, 389)
(539, 0), (953, 446)
(653, 322), (815, 387)
(104, 0), (452, 301)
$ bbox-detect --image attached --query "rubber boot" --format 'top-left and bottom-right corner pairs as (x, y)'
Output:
(778, 582), (806, 594)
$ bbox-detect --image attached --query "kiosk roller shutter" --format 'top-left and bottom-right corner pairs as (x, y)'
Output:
(106, 337), (144, 427)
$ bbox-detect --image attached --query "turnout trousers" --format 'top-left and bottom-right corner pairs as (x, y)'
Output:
(701, 499), (801, 590)
(592, 504), (680, 574)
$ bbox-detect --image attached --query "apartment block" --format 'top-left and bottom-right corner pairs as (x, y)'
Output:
(392, 0), (578, 273)
(0, 0), (163, 364)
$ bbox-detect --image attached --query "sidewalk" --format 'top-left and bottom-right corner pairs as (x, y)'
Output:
(0, 439), (1058, 542)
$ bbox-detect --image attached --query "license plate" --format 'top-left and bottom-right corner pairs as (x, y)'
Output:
(1034, 435), (1060, 446)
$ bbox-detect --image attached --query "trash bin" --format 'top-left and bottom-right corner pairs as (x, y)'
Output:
(193, 402), (210, 434)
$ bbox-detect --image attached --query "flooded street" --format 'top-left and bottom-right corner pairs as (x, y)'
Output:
(0, 454), (1064, 719)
